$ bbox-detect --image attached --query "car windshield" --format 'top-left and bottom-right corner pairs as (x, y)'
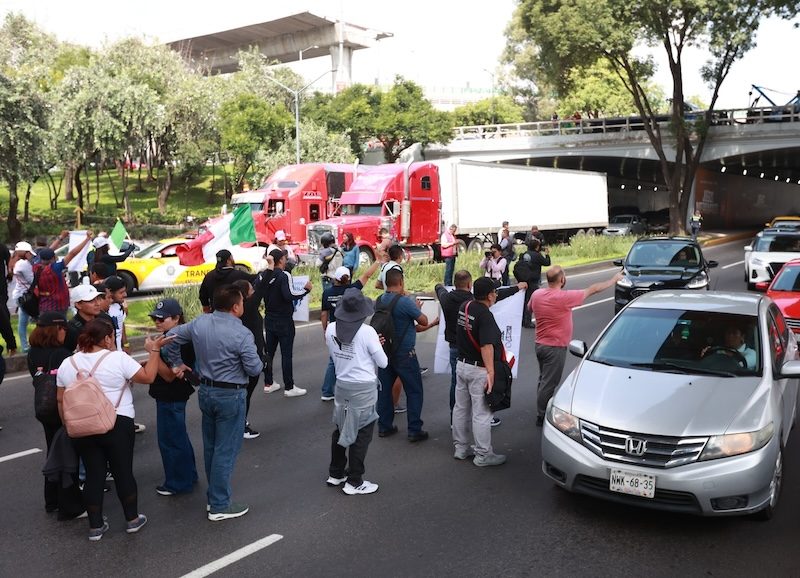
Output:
(754, 235), (800, 252)
(626, 242), (700, 267)
(588, 308), (761, 376)
(771, 264), (800, 291)
(610, 216), (633, 224)
(136, 242), (164, 258)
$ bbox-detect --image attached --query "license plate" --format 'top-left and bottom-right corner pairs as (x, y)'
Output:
(609, 468), (656, 498)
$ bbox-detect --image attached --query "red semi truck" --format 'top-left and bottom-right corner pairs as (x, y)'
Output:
(229, 163), (357, 247)
(306, 162), (441, 265)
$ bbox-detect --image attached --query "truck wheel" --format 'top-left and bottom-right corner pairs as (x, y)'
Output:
(358, 247), (374, 267)
(118, 271), (136, 294)
(456, 240), (468, 254)
(467, 239), (484, 252)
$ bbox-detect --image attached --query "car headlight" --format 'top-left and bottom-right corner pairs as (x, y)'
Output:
(547, 404), (582, 442)
(616, 274), (633, 288)
(699, 423), (774, 461)
(686, 271), (709, 289)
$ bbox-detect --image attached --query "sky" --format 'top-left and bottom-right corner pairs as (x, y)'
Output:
(3, 0), (800, 111)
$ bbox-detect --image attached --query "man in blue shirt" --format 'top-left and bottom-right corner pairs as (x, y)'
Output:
(375, 268), (437, 442)
(165, 285), (262, 522)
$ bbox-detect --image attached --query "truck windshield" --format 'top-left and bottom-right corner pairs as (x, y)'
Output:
(233, 202), (264, 212)
(263, 180), (300, 190)
(340, 204), (382, 216)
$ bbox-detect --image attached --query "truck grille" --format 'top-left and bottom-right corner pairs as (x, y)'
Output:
(306, 225), (335, 253)
(785, 317), (800, 333)
(580, 420), (708, 469)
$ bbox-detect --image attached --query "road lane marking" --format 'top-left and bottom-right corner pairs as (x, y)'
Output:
(722, 260), (745, 270)
(0, 448), (42, 463)
(180, 534), (284, 578)
(574, 296), (614, 311)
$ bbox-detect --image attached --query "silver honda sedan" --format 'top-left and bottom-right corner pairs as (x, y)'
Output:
(541, 291), (800, 518)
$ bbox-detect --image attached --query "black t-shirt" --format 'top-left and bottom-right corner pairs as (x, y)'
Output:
(435, 285), (474, 345)
(0, 244), (9, 295)
(456, 300), (501, 365)
(27, 346), (72, 377)
(149, 341), (197, 402)
(321, 280), (364, 323)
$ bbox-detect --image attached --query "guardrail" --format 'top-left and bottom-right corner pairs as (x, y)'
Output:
(451, 107), (800, 140)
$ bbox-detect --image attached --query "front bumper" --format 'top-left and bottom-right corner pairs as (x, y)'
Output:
(541, 420), (779, 516)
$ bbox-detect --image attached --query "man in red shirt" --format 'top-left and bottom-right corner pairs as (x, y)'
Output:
(530, 265), (621, 426)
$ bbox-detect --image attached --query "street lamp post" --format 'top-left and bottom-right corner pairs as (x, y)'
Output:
(263, 70), (332, 164)
(298, 44), (319, 62)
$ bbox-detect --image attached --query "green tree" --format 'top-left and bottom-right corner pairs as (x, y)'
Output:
(452, 96), (525, 126)
(305, 84), (381, 158)
(218, 92), (292, 192)
(514, 0), (800, 234)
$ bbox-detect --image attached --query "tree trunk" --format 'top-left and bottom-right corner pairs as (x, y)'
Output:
(106, 164), (121, 207)
(94, 162), (101, 210)
(23, 181), (33, 221)
(74, 164), (85, 212)
(157, 164), (173, 214)
(137, 149), (144, 192)
(6, 178), (22, 243)
(64, 164), (74, 201)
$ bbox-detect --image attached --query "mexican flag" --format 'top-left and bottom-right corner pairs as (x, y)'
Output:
(108, 219), (129, 252)
(176, 204), (256, 266)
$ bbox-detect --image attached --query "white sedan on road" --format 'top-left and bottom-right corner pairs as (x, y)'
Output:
(744, 230), (800, 290)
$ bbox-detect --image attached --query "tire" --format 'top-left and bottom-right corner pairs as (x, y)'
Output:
(117, 271), (136, 294)
(456, 239), (468, 254)
(754, 445), (783, 521)
(747, 282), (755, 291)
(358, 247), (374, 267)
(467, 239), (484, 253)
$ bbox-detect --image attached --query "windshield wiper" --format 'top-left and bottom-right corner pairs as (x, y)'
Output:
(629, 362), (736, 378)
(587, 357), (614, 366)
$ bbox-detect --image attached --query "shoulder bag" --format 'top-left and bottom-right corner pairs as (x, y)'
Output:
(464, 301), (512, 412)
(18, 265), (41, 318)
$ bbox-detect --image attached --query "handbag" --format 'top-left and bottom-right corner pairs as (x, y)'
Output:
(33, 352), (60, 426)
(18, 266), (41, 318)
(463, 302), (513, 412)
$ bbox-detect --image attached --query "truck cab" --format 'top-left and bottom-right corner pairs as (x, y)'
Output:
(307, 162), (441, 264)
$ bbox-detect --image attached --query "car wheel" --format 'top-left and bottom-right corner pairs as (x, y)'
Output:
(117, 271), (136, 294)
(747, 282), (756, 291)
(754, 445), (783, 521)
(467, 239), (484, 253)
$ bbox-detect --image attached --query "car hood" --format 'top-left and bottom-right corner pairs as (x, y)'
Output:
(768, 291), (800, 319)
(624, 267), (703, 285)
(564, 361), (763, 436)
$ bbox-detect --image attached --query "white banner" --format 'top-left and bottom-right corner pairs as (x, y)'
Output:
(434, 289), (524, 377)
(291, 275), (310, 323)
(66, 230), (90, 273)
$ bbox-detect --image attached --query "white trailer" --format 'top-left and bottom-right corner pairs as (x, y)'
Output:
(436, 159), (609, 249)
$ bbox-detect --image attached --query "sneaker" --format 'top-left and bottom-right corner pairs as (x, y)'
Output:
(407, 431), (429, 443)
(126, 514), (148, 533)
(473, 453), (507, 467)
(454, 448), (474, 460)
(394, 405), (407, 414)
(284, 386), (307, 397)
(243, 425), (260, 439)
(263, 383), (282, 394)
(420, 367), (429, 375)
(491, 417), (502, 427)
(342, 480), (379, 495)
(326, 476), (347, 487)
(105, 471), (114, 482)
(320, 395), (335, 401)
(378, 425), (399, 438)
(156, 486), (175, 496)
(88, 521), (110, 542)
(208, 503), (249, 521)
(134, 423), (146, 434)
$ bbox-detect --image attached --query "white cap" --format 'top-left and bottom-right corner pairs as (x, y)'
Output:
(274, 230), (287, 241)
(92, 237), (109, 249)
(71, 284), (101, 304)
(333, 266), (351, 281)
(14, 241), (33, 253)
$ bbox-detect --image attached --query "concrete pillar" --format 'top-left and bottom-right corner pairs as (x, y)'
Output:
(331, 44), (353, 94)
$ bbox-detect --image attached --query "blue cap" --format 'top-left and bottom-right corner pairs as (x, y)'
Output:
(149, 298), (183, 319)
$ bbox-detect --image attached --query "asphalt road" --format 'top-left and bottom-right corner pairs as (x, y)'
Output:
(2, 239), (799, 577)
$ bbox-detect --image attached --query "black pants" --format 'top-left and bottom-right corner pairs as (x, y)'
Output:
(246, 316), (266, 419)
(329, 420), (375, 487)
(42, 421), (84, 519)
(523, 280), (539, 326)
(264, 314), (296, 389)
(72, 415), (138, 528)
(0, 290), (15, 352)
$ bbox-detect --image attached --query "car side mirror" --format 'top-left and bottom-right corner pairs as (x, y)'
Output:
(612, 259), (623, 267)
(779, 360), (800, 378)
(708, 260), (718, 268)
(569, 339), (587, 358)
(744, 245), (752, 251)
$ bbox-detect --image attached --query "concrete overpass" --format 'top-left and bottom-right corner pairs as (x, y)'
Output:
(426, 108), (800, 229)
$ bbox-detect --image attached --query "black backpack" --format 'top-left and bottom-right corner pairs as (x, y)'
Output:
(513, 252), (534, 282)
(370, 293), (412, 358)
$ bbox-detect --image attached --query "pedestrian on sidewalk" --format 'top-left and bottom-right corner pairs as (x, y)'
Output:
(325, 287), (388, 495)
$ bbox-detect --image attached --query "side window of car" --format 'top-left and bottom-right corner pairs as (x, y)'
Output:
(160, 244), (179, 258)
(767, 308), (787, 368)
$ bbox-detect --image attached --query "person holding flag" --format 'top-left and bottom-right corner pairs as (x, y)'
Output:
(176, 204), (258, 268)
(88, 220), (135, 276)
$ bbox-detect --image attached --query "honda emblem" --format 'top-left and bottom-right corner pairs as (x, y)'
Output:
(625, 437), (647, 456)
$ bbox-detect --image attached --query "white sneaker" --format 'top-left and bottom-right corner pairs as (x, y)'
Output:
(263, 383), (282, 394)
(473, 453), (507, 467)
(284, 386), (307, 397)
(320, 395), (335, 401)
(342, 480), (379, 495)
(326, 476), (347, 487)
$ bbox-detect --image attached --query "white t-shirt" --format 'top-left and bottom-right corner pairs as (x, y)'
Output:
(12, 258), (34, 299)
(108, 303), (126, 351)
(326, 323), (388, 383)
(56, 350), (143, 419)
(379, 261), (402, 287)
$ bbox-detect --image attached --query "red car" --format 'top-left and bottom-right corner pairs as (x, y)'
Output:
(765, 258), (800, 333)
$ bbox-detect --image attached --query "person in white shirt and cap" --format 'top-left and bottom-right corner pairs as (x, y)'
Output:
(266, 230), (297, 272)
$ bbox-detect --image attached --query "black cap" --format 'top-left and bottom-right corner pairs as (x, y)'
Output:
(37, 311), (68, 327)
(104, 275), (126, 292)
(269, 249), (287, 263)
(149, 298), (183, 319)
(473, 277), (497, 300)
(216, 249), (232, 266)
(39, 248), (56, 261)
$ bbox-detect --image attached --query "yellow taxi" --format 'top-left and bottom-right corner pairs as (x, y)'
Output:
(766, 215), (800, 228)
(116, 238), (264, 293)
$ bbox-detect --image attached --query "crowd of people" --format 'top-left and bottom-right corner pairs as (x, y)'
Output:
(0, 221), (621, 542)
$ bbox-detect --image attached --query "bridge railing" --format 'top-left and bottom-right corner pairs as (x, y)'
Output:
(451, 107), (800, 140)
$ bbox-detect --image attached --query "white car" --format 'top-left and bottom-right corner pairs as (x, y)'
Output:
(744, 230), (800, 290)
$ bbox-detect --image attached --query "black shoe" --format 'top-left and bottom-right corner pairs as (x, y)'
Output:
(536, 416), (544, 427)
(408, 431), (429, 442)
(420, 367), (429, 375)
(490, 417), (501, 427)
(379, 425), (399, 438)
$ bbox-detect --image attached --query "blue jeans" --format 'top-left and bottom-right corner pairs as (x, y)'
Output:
(265, 314), (296, 389)
(156, 400), (198, 493)
(443, 257), (456, 287)
(322, 356), (336, 397)
(16, 304), (30, 351)
(377, 349), (424, 435)
(449, 345), (458, 415)
(198, 385), (246, 511)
